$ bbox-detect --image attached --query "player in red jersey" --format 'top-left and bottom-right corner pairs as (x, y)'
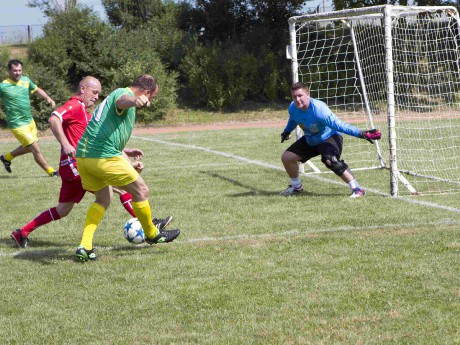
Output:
(10, 76), (171, 248)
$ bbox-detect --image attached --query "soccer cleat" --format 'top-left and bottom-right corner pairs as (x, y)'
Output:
(50, 171), (60, 177)
(153, 215), (173, 231)
(280, 185), (303, 196)
(11, 229), (29, 248)
(75, 245), (97, 261)
(350, 188), (366, 198)
(145, 229), (181, 244)
(1, 155), (12, 173)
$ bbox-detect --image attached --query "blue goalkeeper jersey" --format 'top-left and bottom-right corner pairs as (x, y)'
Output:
(284, 98), (362, 146)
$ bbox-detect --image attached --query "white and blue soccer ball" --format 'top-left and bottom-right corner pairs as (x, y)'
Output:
(123, 218), (145, 244)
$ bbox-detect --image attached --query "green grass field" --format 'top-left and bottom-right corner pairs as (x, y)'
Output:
(1, 126), (459, 344)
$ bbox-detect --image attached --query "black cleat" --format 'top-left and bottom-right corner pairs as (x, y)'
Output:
(145, 229), (180, 244)
(153, 215), (173, 231)
(1, 155), (12, 173)
(75, 245), (97, 261)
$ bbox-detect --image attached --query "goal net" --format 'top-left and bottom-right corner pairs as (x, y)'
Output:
(287, 5), (460, 196)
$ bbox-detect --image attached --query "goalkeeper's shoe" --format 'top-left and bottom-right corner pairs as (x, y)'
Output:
(280, 185), (303, 196)
(75, 245), (97, 261)
(153, 215), (173, 231)
(51, 171), (60, 177)
(1, 155), (12, 173)
(350, 188), (366, 198)
(11, 229), (29, 248)
(145, 229), (180, 244)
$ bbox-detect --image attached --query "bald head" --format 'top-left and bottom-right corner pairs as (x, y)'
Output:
(78, 76), (101, 108)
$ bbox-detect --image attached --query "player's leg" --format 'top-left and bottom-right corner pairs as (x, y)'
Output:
(27, 141), (58, 176)
(11, 178), (85, 248)
(1, 145), (27, 173)
(79, 186), (112, 252)
(319, 135), (365, 197)
(7, 121), (57, 176)
(120, 176), (180, 244)
(280, 136), (318, 195)
(112, 186), (173, 230)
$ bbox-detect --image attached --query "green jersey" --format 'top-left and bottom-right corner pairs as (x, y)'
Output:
(0, 76), (37, 129)
(76, 88), (136, 158)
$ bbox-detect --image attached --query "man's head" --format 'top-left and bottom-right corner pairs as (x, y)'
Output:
(78, 76), (101, 108)
(290, 82), (310, 110)
(131, 74), (159, 103)
(7, 59), (23, 82)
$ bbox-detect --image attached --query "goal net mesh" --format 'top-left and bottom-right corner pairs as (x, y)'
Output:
(290, 6), (460, 195)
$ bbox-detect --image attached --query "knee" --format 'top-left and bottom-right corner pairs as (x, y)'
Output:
(281, 151), (298, 164)
(321, 155), (347, 176)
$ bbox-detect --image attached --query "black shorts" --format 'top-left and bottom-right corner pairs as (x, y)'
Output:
(286, 134), (345, 164)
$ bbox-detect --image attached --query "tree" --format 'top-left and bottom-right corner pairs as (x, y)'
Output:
(27, 0), (78, 15)
(102, 0), (164, 29)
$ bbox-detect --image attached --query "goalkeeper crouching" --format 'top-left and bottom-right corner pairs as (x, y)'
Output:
(280, 82), (381, 198)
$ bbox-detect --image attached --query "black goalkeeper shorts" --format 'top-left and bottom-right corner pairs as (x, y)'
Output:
(286, 134), (345, 164)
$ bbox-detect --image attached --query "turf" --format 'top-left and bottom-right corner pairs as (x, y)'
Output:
(0, 127), (459, 344)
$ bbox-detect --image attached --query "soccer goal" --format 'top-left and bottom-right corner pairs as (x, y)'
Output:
(287, 5), (460, 196)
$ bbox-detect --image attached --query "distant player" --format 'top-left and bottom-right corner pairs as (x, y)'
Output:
(75, 74), (180, 261)
(11, 76), (172, 248)
(0, 59), (58, 176)
(280, 82), (381, 198)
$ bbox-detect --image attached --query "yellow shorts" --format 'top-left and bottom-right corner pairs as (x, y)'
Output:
(10, 120), (38, 147)
(76, 156), (139, 192)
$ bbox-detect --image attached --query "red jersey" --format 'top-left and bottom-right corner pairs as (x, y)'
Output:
(51, 96), (91, 181)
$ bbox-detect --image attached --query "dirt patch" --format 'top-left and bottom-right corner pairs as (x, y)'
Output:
(0, 120), (286, 142)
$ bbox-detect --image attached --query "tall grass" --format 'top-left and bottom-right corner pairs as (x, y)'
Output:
(1, 127), (459, 344)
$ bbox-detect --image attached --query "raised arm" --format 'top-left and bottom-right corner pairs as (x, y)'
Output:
(34, 87), (56, 108)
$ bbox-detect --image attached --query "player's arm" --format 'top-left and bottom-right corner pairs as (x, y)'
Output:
(122, 148), (144, 173)
(116, 94), (150, 110)
(34, 87), (56, 108)
(49, 115), (75, 157)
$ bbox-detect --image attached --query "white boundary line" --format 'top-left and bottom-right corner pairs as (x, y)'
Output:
(132, 135), (460, 214)
(2, 219), (458, 258)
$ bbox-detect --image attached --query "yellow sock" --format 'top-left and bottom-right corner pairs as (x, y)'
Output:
(80, 202), (106, 250)
(46, 167), (56, 176)
(5, 153), (14, 161)
(132, 200), (159, 239)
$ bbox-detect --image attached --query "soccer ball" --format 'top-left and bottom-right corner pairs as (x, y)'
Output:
(123, 218), (145, 244)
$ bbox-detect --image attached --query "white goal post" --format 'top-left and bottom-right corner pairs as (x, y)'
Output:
(287, 5), (460, 196)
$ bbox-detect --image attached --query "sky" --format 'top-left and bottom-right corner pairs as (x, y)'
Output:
(0, 0), (329, 26)
(0, 0), (106, 26)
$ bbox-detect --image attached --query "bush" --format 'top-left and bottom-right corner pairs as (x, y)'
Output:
(26, 6), (177, 126)
(180, 43), (289, 110)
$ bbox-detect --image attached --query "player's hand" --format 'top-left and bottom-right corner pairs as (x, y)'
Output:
(132, 161), (144, 173)
(281, 131), (291, 143)
(134, 95), (151, 108)
(361, 129), (382, 144)
(123, 148), (144, 160)
(47, 98), (56, 108)
(63, 143), (76, 158)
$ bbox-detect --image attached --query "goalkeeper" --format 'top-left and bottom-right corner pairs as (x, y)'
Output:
(280, 82), (381, 198)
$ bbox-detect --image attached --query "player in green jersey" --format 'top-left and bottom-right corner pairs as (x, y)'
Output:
(0, 59), (58, 176)
(75, 74), (180, 261)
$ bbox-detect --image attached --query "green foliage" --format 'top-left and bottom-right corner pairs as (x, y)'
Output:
(25, 6), (177, 125)
(181, 43), (290, 110)
(102, 0), (164, 29)
(27, 63), (71, 129)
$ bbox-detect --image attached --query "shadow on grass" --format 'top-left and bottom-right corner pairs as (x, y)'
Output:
(12, 248), (71, 265)
(203, 171), (335, 197)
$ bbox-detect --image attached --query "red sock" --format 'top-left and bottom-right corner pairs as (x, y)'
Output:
(120, 193), (136, 217)
(21, 207), (61, 237)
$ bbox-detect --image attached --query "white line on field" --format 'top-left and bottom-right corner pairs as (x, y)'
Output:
(132, 135), (460, 214)
(1, 219), (458, 258)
